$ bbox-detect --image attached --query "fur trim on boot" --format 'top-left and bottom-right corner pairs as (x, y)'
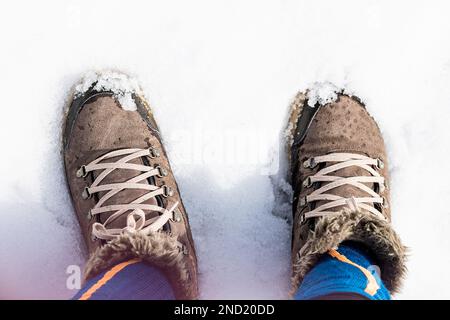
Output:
(84, 231), (197, 299)
(290, 209), (407, 297)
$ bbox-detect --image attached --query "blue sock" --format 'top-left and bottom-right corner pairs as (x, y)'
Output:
(294, 243), (391, 300)
(73, 260), (175, 300)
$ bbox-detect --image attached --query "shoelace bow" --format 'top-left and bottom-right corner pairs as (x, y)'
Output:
(77, 148), (178, 241)
(300, 153), (387, 221)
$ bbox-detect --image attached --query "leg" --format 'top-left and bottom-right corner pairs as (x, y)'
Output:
(294, 242), (390, 300)
(73, 260), (175, 300)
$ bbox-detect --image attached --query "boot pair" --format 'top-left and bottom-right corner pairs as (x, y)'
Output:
(63, 72), (406, 299)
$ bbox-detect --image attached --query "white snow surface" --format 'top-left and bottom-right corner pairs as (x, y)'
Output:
(75, 71), (142, 111)
(1, 0), (450, 299)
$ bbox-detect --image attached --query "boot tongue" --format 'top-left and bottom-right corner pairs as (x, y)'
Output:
(92, 154), (159, 229)
(314, 161), (375, 212)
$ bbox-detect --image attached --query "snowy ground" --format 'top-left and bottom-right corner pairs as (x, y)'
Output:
(1, 0), (449, 299)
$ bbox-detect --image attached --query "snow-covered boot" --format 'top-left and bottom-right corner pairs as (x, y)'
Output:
(286, 89), (407, 296)
(63, 72), (198, 299)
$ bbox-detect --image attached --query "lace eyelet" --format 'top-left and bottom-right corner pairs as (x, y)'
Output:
(382, 197), (389, 208)
(156, 165), (168, 178)
(303, 158), (316, 169)
(76, 165), (87, 178)
(148, 147), (160, 158)
(162, 185), (174, 197)
(302, 177), (312, 188)
(299, 212), (306, 224)
(299, 196), (307, 207)
(171, 210), (182, 222)
(82, 187), (91, 200)
(86, 210), (93, 221)
(376, 158), (385, 170)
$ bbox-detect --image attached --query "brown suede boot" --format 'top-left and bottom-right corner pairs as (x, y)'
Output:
(286, 90), (407, 297)
(63, 72), (198, 299)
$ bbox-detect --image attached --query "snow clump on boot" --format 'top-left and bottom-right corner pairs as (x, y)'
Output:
(75, 70), (144, 111)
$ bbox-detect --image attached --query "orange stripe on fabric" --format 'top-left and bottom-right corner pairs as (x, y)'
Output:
(328, 249), (380, 296)
(79, 258), (141, 300)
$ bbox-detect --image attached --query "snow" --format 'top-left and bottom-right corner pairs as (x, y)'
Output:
(306, 81), (339, 108)
(1, 0), (450, 299)
(75, 71), (142, 111)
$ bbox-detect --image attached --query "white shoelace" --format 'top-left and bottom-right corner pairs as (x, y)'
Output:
(77, 148), (178, 240)
(300, 153), (387, 221)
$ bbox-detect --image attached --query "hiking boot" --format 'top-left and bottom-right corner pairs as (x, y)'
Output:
(63, 71), (198, 299)
(286, 89), (407, 296)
